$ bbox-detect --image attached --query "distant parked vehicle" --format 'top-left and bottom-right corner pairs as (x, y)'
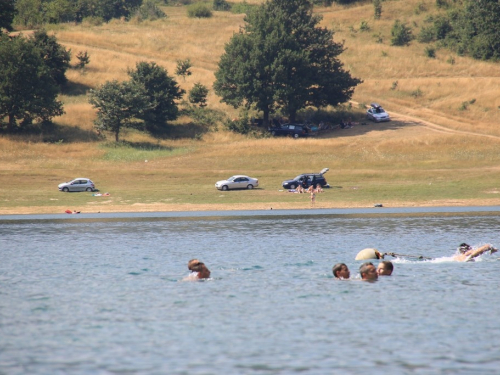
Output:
(282, 168), (330, 189)
(215, 175), (259, 191)
(269, 123), (310, 138)
(366, 103), (390, 122)
(58, 178), (96, 192)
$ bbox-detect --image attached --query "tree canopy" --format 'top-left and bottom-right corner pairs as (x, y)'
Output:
(128, 61), (184, 134)
(0, 34), (64, 131)
(89, 61), (184, 141)
(213, 0), (361, 124)
(89, 80), (150, 142)
(0, 0), (16, 31)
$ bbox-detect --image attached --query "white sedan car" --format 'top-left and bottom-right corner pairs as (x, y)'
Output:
(215, 175), (259, 191)
(58, 178), (96, 192)
(366, 103), (390, 122)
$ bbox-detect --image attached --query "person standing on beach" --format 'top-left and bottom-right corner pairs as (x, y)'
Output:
(310, 188), (316, 207)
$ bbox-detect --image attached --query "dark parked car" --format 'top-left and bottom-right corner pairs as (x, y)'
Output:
(269, 123), (310, 138)
(282, 168), (330, 189)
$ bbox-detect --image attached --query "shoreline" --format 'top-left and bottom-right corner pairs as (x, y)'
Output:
(2, 198), (500, 216)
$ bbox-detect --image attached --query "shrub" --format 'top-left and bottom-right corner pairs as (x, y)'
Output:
(391, 20), (413, 46)
(188, 82), (209, 107)
(135, 0), (167, 21)
(425, 46), (436, 58)
(359, 20), (370, 32)
(187, 3), (212, 18)
(411, 88), (423, 98)
(391, 81), (398, 90)
(446, 56), (455, 64)
(231, 1), (255, 14)
(213, 0), (230, 11)
(373, 0), (382, 20)
(418, 26), (435, 43)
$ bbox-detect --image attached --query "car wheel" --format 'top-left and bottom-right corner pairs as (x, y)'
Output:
(290, 184), (297, 189)
(222, 185), (229, 191)
(247, 184), (253, 190)
(86, 187), (93, 192)
(62, 187), (69, 192)
(293, 133), (299, 139)
(271, 131), (276, 136)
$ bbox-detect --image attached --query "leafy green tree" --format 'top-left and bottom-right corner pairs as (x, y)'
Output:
(128, 61), (184, 133)
(135, 0), (166, 21)
(89, 80), (150, 142)
(30, 30), (71, 86)
(187, 2), (212, 18)
(175, 58), (192, 81)
(214, 0), (361, 124)
(0, 0), (16, 32)
(75, 50), (90, 69)
(14, 0), (44, 27)
(189, 83), (209, 107)
(391, 19), (413, 46)
(0, 35), (64, 131)
(443, 0), (500, 60)
(43, 0), (75, 23)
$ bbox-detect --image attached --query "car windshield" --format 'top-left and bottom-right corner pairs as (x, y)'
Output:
(227, 176), (236, 182)
(294, 175), (305, 181)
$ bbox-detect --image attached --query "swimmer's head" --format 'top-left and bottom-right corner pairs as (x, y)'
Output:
(359, 262), (378, 281)
(332, 263), (350, 279)
(458, 243), (472, 254)
(188, 259), (211, 279)
(377, 261), (393, 276)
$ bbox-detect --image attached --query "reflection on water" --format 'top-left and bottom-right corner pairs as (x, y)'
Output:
(1, 210), (500, 374)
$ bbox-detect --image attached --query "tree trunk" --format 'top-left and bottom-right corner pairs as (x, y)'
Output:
(263, 108), (269, 128)
(7, 113), (16, 132)
(115, 129), (120, 142)
(289, 110), (296, 123)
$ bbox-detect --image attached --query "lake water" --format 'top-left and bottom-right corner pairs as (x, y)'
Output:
(1, 208), (500, 375)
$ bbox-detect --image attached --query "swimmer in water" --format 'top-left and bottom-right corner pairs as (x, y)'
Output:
(377, 260), (393, 276)
(453, 243), (497, 262)
(359, 262), (378, 281)
(332, 263), (350, 279)
(185, 259), (211, 280)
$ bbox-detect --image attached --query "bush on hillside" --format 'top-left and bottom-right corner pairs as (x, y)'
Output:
(213, 0), (230, 11)
(230, 1), (255, 14)
(391, 20), (413, 46)
(187, 3), (212, 18)
(134, 0), (167, 21)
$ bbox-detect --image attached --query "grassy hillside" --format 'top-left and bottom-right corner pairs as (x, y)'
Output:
(1, 0), (500, 214)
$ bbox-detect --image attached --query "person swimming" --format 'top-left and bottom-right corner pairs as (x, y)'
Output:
(377, 261), (393, 276)
(184, 259), (211, 280)
(453, 243), (497, 262)
(332, 263), (350, 279)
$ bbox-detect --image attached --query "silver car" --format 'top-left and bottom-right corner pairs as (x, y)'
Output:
(366, 103), (390, 122)
(58, 178), (96, 192)
(215, 175), (259, 191)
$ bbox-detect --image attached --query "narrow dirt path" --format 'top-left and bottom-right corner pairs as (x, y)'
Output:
(351, 100), (500, 141)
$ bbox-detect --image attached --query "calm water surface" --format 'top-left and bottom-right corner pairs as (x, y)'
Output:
(1, 209), (500, 374)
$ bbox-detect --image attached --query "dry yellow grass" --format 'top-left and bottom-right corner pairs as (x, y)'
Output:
(2, 0), (500, 214)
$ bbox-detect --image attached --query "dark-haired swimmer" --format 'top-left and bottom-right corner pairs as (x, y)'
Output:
(332, 263), (350, 279)
(359, 262), (378, 281)
(453, 243), (497, 262)
(185, 259), (211, 280)
(377, 261), (393, 276)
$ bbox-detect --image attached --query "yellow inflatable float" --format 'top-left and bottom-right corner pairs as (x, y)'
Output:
(355, 248), (383, 260)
